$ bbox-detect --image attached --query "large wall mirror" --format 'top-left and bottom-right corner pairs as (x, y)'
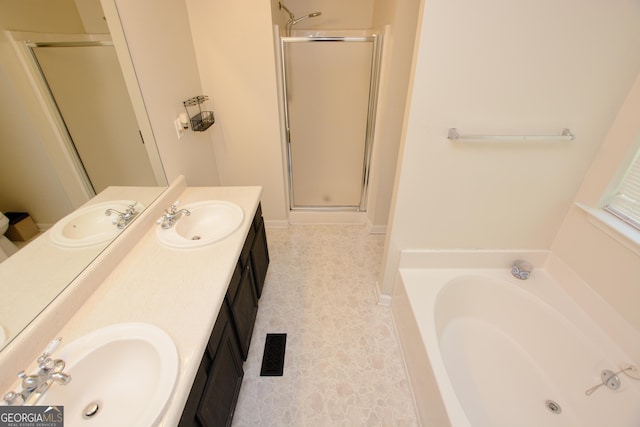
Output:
(0, 0), (167, 351)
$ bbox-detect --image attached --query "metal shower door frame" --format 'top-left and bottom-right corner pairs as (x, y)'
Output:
(26, 40), (115, 199)
(280, 34), (383, 211)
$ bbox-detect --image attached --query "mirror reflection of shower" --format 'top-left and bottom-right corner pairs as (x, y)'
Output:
(279, 2), (322, 36)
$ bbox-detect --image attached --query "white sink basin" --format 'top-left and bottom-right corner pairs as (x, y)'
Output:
(49, 200), (143, 248)
(156, 200), (244, 248)
(39, 323), (178, 426)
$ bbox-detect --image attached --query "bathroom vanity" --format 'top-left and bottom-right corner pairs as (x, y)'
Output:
(179, 202), (269, 426)
(0, 176), (269, 426)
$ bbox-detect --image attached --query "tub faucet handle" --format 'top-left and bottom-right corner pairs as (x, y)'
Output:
(511, 260), (532, 280)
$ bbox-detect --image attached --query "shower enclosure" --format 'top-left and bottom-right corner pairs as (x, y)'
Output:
(280, 31), (382, 211)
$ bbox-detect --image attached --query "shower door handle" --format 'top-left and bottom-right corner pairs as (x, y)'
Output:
(286, 127), (291, 144)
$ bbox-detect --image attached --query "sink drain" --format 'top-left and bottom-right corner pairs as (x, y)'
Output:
(83, 401), (101, 419)
(191, 235), (202, 241)
(545, 400), (561, 414)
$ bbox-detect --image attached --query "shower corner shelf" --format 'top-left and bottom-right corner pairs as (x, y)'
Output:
(183, 95), (215, 132)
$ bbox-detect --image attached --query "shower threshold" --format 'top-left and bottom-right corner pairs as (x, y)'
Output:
(288, 210), (368, 225)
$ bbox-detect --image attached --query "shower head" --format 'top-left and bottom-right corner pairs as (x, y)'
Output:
(290, 11), (322, 26)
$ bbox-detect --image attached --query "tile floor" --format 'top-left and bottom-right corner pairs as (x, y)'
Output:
(232, 225), (419, 426)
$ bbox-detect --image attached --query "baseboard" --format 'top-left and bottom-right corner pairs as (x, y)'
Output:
(264, 220), (289, 229)
(366, 223), (387, 234)
(373, 281), (392, 306)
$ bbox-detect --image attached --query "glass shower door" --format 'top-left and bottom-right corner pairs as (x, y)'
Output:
(283, 37), (378, 210)
(31, 43), (157, 193)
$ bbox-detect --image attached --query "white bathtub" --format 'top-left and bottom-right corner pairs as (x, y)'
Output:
(392, 268), (640, 427)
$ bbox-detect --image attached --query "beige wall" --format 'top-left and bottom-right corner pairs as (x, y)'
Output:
(552, 74), (640, 331)
(2, 0), (219, 225)
(186, 0), (288, 223)
(0, 0), (85, 224)
(368, 0), (420, 229)
(186, 0), (417, 226)
(186, 0), (384, 223)
(380, 0), (640, 295)
(1, 0), (415, 227)
(1, 0), (85, 33)
(111, 0), (219, 188)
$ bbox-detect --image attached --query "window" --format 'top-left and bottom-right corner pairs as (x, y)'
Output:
(604, 148), (640, 230)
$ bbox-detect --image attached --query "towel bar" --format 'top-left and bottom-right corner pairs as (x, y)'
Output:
(447, 128), (574, 141)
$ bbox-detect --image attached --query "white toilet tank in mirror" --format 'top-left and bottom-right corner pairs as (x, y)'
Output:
(0, 212), (18, 263)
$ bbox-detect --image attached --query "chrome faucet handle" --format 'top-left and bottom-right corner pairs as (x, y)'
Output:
(36, 338), (62, 367)
(17, 370), (41, 390)
(3, 337), (69, 407)
(167, 201), (181, 214)
(125, 202), (138, 215)
(3, 391), (22, 406)
(157, 202), (190, 229)
(106, 203), (138, 228)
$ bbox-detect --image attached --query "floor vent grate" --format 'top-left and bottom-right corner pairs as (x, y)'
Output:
(260, 333), (287, 376)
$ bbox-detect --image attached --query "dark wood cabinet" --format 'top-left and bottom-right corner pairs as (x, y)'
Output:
(227, 261), (258, 361)
(179, 351), (210, 426)
(178, 202), (269, 427)
(178, 302), (242, 427)
(250, 216), (269, 299)
(197, 327), (243, 426)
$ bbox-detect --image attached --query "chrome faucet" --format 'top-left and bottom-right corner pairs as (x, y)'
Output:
(105, 202), (139, 229)
(3, 338), (71, 406)
(157, 201), (191, 229)
(511, 260), (532, 280)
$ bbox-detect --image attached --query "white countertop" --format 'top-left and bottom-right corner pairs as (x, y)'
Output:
(0, 180), (262, 426)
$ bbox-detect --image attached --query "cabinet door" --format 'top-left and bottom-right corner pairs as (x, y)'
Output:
(197, 328), (244, 427)
(250, 218), (270, 299)
(178, 351), (212, 427)
(179, 302), (232, 427)
(229, 263), (258, 360)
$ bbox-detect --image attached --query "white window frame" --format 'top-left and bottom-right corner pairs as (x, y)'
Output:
(577, 140), (640, 255)
(603, 147), (640, 230)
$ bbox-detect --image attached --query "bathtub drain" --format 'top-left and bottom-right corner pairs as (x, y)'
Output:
(545, 400), (561, 414)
